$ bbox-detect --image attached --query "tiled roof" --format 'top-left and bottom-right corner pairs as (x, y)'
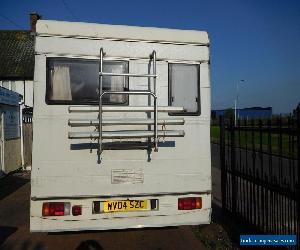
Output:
(0, 30), (34, 80)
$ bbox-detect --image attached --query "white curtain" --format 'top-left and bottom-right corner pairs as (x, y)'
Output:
(50, 66), (72, 100)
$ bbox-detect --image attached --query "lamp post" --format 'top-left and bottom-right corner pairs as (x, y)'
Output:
(234, 79), (245, 126)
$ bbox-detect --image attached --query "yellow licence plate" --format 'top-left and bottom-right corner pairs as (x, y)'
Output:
(103, 200), (148, 213)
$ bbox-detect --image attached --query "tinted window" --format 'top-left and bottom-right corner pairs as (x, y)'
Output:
(46, 58), (129, 105)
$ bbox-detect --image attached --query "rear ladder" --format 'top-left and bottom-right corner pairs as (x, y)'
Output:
(68, 48), (185, 164)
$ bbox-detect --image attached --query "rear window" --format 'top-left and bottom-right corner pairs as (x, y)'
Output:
(46, 58), (129, 105)
(168, 63), (200, 115)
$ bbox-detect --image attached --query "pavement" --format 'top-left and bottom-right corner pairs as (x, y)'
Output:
(0, 171), (207, 250)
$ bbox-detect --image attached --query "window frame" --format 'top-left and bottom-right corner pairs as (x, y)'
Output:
(45, 57), (130, 105)
(168, 62), (201, 116)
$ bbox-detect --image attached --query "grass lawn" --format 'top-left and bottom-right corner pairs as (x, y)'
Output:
(211, 125), (297, 158)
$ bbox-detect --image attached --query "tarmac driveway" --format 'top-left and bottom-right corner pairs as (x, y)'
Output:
(0, 171), (206, 250)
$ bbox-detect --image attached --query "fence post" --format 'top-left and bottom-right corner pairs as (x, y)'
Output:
(297, 107), (300, 245)
(220, 116), (226, 213)
(230, 118), (237, 214)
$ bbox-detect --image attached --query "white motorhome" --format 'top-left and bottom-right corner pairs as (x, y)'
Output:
(30, 20), (211, 232)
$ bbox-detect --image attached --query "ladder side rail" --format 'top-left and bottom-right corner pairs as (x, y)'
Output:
(98, 48), (104, 164)
(152, 51), (158, 151)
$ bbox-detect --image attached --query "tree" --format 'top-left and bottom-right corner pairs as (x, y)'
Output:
(224, 108), (234, 120)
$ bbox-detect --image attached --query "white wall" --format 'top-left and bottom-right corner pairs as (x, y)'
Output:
(0, 80), (33, 107)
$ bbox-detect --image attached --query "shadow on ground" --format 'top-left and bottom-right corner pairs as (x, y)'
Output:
(0, 240), (45, 250)
(0, 227), (17, 245)
(0, 171), (30, 200)
(76, 240), (104, 250)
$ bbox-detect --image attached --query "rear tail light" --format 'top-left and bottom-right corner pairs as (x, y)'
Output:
(42, 202), (71, 216)
(72, 205), (82, 216)
(178, 197), (202, 210)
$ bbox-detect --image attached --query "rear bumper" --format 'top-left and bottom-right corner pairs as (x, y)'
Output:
(30, 193), (211, 232)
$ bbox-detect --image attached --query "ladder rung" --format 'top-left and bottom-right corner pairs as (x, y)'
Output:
(99, 72), (157, 78)
(69, 106), (184, 113)
(68, 118), (185, 126)
(69, 130), (185, 139)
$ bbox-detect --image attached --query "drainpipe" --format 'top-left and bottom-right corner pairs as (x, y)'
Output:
(19, 80), (25, 168)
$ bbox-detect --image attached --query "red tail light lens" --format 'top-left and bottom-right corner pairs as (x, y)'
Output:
(42, 202), (70, 216)
(72, 205), (82, 216)
(178, 197), (202, 210)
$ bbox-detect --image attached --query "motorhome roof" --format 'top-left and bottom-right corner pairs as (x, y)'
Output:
(36, 20), (209, 45)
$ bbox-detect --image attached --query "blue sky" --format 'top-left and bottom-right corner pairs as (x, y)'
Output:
(1, 0), (299, 113)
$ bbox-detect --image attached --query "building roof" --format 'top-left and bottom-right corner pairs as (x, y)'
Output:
(0, 30), (34, 80)
(37, 20), (209, 45)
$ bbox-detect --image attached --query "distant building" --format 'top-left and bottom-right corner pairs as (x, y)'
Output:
(212, 107), (272, 119)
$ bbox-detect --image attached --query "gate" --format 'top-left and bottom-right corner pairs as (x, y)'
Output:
(220, 110), (300, 247)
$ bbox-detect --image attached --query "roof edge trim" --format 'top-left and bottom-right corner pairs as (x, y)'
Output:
(36, 20), (209, 46)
